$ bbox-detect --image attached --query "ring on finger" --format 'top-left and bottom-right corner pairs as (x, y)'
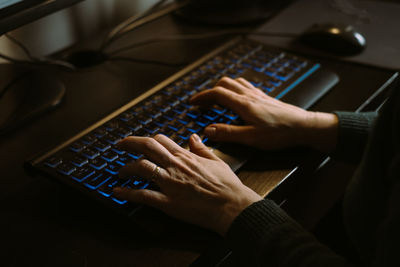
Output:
(149, 165), (161, 181)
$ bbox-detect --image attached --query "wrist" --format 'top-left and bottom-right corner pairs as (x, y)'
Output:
(216, 187), (262, 236)
(301, 112), (339, 153)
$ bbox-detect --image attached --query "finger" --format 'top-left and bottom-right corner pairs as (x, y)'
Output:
(117, 136), (173, 167)
(214, 76), (248, 94)
(188, 134), (219, 160)
(190, 87), (246, 115)
(113, 187), (168, 210)
(153, 134), (186, 155)
(235, 77), (256, 90)
(204, 124), (258, 145)
(119, 159), (167, 183)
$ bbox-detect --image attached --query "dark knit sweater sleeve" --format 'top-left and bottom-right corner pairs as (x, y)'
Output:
(226, 199), (352, 267)
(332, 112), (377, 163)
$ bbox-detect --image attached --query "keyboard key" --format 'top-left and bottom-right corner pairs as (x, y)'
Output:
(115, 127), (132, 138)
(82, 148), (100, 160)
(126, 121), (142, 132)
(195, 117), (212, 127)
(45, 157), (63, 168)
(85, 173), (112, 190)
(111, 197), (128, 205)
(112, 147), (126, 155)
(211, 105), (227, 115)
(130, 178), (150, 189)
(105, 121), (119, 131)
(105, 163), (121, 175)
(177, 128), (193, 140)
(102, 150), (119, 162)
(82, 134), (97, 145)
(168, 120), (185, 132)
(57, 162), (76, 176)
(71, 167), (95, 182)
(115, 155), (132, 166)
(224, 112), (239, 120)
(102, 133), (121, 145)
(136, 114), (152, 125)
(71, 155), (88, 167)
(186, 121), (202, 133)
(119, 112), (135, 122)
(70, 141), (86, 153)
(203, 110), (219, 121)
(97, 177), (130, 197)
(94, 127), (107, 138)
(93, 141), (111, 152)
(90, 158), (108, 170)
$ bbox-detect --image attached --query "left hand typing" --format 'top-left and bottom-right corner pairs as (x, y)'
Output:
(113, 134), (262, 236)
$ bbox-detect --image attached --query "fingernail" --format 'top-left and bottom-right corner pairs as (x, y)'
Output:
(204, 126), (216, 137)
(192, 133), (202, 142)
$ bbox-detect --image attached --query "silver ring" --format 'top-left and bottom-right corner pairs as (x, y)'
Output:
(150, 166), (161, 181)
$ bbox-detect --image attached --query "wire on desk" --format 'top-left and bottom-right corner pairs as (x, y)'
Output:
(107, 30), (299, 56)
(99, 0), (169, 51)
(1, 34), (76, 71)
(5, 34), (35, 61)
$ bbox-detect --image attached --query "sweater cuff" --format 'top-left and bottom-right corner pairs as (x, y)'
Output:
(332, 111), (377, 163)
(226, 199), (297, 247)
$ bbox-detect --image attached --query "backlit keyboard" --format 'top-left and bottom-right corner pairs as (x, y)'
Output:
(28, 38), (339, 215)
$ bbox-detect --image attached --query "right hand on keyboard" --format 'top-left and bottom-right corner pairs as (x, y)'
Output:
(190, 77), (339, 153)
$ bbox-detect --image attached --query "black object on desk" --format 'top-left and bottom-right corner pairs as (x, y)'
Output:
(27, 37), (339, 219)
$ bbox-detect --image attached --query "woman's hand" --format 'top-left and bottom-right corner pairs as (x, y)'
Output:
(190, 77), (339, 153)
(114, 134), (262, 236)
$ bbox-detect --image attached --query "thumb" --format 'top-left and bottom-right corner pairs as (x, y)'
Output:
(113, 187), (168, 209)
(204, 124), (257, 144)
(188, 134), (219, 160)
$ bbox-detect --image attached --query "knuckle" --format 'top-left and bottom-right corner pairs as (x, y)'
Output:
(219, 76), (231, 84)
(236, 77), (246, 83)
(213, 86), (225, 93)
(154, 134), (166, 142)
(142, 137), (157, 149)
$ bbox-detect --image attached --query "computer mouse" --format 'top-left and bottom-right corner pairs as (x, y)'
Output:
(298, 23), (367, 56)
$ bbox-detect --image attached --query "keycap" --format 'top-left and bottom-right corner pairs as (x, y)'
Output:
(70, 141), (86, 153)
(89, 158), (107, 170)
(57, 162), (76, 176)
(45, 157), (63, 168)
(81, 134), (97, 145)
(71, 167), (95, 182)
(71, 155), (88, 167)
(102, 151), (119, 162)
(82, 148), (100, 160)
(102, 133), (121, 145)
(85, 173), (112, 190)
(105, 163), (121, 175)
(93, 141), (111, 153)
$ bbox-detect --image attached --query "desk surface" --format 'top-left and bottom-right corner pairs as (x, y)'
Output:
(0, 4), (397, 267)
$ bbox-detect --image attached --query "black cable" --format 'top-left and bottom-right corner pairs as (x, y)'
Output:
(0, 73), (27, 101)
(5, 33), (35, 61)
(100, 0), (168, 51)
(1, 33), (76, 70)
(107, 30), (298, 56)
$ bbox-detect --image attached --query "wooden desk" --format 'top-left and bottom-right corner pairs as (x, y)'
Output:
(0, 6), (397, 267)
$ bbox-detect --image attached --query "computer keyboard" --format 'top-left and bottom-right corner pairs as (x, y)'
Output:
(28, 37), (339, 216)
